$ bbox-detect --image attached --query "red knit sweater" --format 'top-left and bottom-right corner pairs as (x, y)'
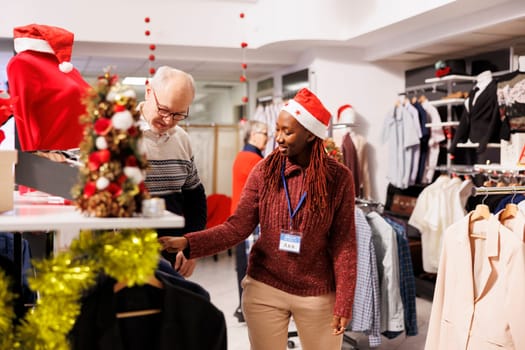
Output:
(186, 157), (357, 318)
(231, 149), (263, 214)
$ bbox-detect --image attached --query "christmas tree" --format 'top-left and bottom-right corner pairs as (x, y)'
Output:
(73, 71), (150, 217)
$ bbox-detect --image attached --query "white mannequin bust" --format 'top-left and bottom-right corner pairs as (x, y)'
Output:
(333, 104), (356, 146)
(337, 104), (356, 125)
(470, 70), (492, 107)
(519, 56), (525, 72)
(476, 70), (492, 87)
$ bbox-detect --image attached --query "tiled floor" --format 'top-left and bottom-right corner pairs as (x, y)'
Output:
(190, 253), (432, 350)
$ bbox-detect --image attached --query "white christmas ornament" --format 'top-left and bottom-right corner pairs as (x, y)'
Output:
(124, 166), (144, 184)
(112, 111), (134, 130)
(95, 136), (108, 150)
(96, 176), (110, 190)
(123, 89), (136, 98)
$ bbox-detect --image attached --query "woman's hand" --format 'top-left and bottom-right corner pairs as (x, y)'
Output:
(331, 315), (349, 335)
(174, 251), (196, 277)
(158, 236), (188, 253)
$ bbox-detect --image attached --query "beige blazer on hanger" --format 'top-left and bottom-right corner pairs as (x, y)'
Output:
(425, 214), (525, 350)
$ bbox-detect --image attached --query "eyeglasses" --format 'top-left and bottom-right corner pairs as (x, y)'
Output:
(152, 88), (189, 121)
(256, 131), (268, 137)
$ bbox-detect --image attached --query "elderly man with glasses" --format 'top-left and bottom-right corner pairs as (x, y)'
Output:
(138, 66), (206, 277)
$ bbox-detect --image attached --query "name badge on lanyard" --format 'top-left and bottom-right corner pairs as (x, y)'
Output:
(279, 230), (302, 253)
(279, 161), (307, 254)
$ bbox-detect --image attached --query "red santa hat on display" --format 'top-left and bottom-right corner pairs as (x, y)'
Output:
(337, 104), (356, 124)
(13, 23), (74, 73)
(281, 88), (330, 139)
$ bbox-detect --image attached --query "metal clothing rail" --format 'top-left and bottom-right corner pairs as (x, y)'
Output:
(355, 197), (383, 207)
(471, 186), (525, 197)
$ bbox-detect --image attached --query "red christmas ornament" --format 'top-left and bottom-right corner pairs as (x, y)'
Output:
(241, 63), (247, 69)
(149, 67), (156, 75)
(240, 13), (245, 18)
(127, 125), (139, 137)
(94, 118), (112, 136)
(113, 104), (126, 112)
(242, 96), (248, 103)
(145, 30), (151, 36)
(149, 44), (156, 51)
(144, 17), (150, 23)
(241, 42), (248, 48)
(149, 54), (155, 61)
(239, 75), (247, 83)
(83, 182), (97, 198)
(107, 182), (123, 197)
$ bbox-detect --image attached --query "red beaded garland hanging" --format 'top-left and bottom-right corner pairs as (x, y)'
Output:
(239, 12), (248, 108)
(144, 17), (156, 83)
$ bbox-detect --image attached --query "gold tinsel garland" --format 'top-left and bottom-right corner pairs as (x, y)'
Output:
(0, 228), (160, 350)
(0, 269), (15, 350)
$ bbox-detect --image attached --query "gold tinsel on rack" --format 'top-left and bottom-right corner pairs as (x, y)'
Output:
(0, 228), (160, 350)
(72, 71), (150, 217)
(0, 269), (15, 350)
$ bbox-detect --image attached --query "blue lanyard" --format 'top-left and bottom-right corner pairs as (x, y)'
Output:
(281, 161), (307, 230)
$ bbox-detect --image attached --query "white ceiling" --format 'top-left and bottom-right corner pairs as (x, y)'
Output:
(1, 4), (524, 89)
(50, 17), (525, 81)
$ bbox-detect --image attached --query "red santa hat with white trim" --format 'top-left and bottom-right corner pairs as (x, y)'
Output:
(13, 23), (74, 73)
(281, 88), (330, 139)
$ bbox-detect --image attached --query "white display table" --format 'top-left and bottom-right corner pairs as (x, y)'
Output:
(0, 193), (184, 251)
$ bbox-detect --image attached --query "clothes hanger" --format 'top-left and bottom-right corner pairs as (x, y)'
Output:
(114, 275), (164, 319)
(470, 193), (490, 239)
(499, 187), (519, 222)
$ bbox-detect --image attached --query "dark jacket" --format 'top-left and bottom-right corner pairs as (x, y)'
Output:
(449, 80), (501, 154)
(70, 271), (227, 350)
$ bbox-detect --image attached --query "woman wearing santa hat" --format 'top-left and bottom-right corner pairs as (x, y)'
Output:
(160, 88), (356, 350)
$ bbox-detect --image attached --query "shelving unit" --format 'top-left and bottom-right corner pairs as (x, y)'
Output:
(423, 75), (476, 169)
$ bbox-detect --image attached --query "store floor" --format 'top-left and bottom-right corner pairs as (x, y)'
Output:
(191, 252), (432, 350)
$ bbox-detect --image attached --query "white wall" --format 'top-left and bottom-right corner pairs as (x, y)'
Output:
(310, 53), (405, 202)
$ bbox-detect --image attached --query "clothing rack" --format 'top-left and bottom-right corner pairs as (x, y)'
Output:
(471, 185), (525, 197)
(428, 165), (475, 175)
(355, 197), (384, 215)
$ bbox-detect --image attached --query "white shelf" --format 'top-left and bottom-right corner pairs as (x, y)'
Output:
(424, 75), (477, 84)
(456, 142), (500, 148)
(425, 121), (460, 128)
(428, 98), (465, 107)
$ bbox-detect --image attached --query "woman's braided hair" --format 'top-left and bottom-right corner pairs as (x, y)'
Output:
(262, 137), (329, 212)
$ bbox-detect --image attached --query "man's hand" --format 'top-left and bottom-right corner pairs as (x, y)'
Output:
(174, 251), (196, 277)
(331, 315), (349, 336)
(158, 236), (188, 253)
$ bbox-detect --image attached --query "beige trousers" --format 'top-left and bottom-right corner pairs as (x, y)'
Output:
(241, 276), (343, 350)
